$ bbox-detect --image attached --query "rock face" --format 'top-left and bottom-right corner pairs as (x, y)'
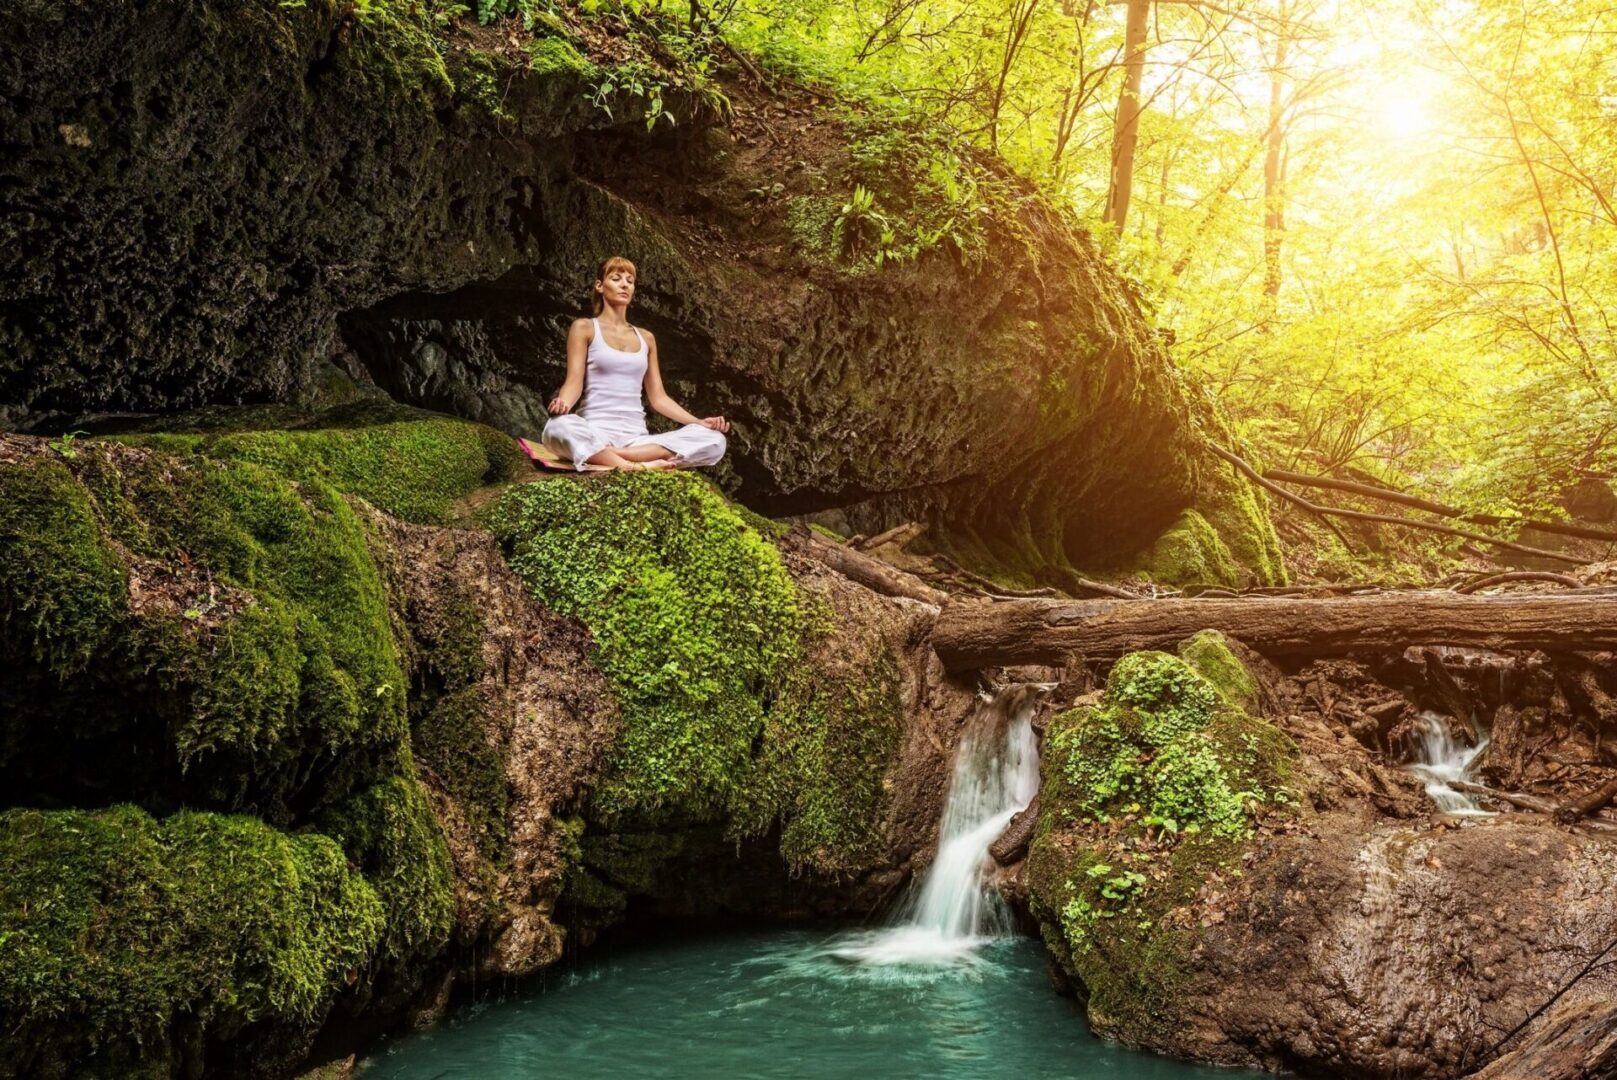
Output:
(1024, 634), (1617, 1079)
(0, 0), (1204, 573)
(0, 414), (981, 1076)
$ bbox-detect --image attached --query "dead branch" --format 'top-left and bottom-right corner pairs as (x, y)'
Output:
(1265, 468), (1617, 544)
(1456, 572), (1583, 594)
(781, 525), (947, 607)
(854, 521), (927, 552)
(1210, 445), (1586, 565)
(1554, 776), (1617, 824)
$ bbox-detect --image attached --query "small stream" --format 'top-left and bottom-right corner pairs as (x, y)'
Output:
(359, 687), (1274, 1079)
(1407, 710), (1495, 817)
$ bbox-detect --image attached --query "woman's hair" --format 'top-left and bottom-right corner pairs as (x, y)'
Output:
(590, 255), (637, 316)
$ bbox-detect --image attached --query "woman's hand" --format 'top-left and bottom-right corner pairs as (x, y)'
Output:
(700, 416), (730, 433)
(548, 393), (574, 416)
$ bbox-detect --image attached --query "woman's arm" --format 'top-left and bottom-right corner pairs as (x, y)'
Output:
(643, 331), (730, 432)
(548, 319), (592, 414)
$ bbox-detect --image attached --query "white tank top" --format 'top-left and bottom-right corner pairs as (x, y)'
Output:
(575, 317), (649, 433)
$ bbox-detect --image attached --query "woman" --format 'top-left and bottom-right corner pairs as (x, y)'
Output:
(531, 256), (729, 472)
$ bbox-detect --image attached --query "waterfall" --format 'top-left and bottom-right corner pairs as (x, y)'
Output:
(1407, 710), (1494, 817)
(832, 684), (1042, 967)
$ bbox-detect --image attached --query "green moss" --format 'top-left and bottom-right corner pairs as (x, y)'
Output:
(459, 49), (516, 123)
(1130, 509), (1241, 588)
(1196, 449), (1287, 588)
(0, 457), (127, 679)
(1027, 642), (1298, 1042)
(1177, 629), (1259, 713)
(0, 805), (384, 1077)
(492, 473), (905, 880)
(412, 687), (507, 874)
(737, 636), (905, 875)
(527, 35), (594, 79)
(1106, 651), (1221, 743)
(3, 445), (406, 820)
(492, 473), (802, 824)
(121, 416), (525, 524)
(314, 771), (455, 966)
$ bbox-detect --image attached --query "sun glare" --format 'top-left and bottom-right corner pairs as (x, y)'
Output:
(1374, 93), (1433, 139)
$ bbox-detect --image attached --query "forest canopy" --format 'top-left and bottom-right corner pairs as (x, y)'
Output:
(629, 0), (1617, 520)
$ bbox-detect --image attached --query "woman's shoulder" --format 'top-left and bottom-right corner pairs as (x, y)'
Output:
(570, 316), (595, 334)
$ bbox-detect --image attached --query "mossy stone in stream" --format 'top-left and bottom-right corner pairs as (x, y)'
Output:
(1028, 644), (1297, 1041)
(315, 771), (456, 967)
(0, 804), (385, 1078)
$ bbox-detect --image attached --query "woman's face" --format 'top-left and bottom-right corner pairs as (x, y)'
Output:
(598, 267), (635, 307)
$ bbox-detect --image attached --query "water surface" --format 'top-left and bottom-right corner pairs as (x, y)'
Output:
(359, 929), (1274, 1080)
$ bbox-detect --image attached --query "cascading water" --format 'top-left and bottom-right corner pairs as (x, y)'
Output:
(830, 684), (1042, 967)
(1407, 710), (1494, 817)
(363, 682), (1275, 1079)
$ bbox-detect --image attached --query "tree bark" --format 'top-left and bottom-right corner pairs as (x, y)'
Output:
(1102, 0), (1151, 230)
(930, 592), (1617, 669)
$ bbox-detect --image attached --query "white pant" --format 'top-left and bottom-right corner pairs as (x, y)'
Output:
(542, 414), (727, 471)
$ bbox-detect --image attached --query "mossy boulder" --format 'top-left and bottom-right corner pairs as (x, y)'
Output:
(0, 429), (475, 1073)
(1026, 642), (1296, 1042)
(1128, 509), (1243, 589)
(491, 471), (913, 917)
(0, 805), (385, 1079)
(119, 404), (527, 524)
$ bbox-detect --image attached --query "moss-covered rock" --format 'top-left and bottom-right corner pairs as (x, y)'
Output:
(0, 442), (406, 817)
(491, 471), (910, 891)
(1128, 509), (1242, 588)
(0, 431), (480, 1073)
(122, 411), (526, 524)
(0, 457), (127, 681)
(1177, 629), (1260, 714)
(314, 771), (456, 968)
(1027, 642), (1296, 1042)
(0, 805), (385, 1079)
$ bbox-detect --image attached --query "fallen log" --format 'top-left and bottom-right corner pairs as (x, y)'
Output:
(930, 591), (1617, 669)
(781, 526), (948, 607)
(1555, 777), (1617, 824)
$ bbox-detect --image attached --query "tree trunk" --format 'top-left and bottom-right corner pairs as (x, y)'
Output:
(1102, 0), (1150, 230)
(1260, 0), (1290, 325)
(930, 592), (1617, 670)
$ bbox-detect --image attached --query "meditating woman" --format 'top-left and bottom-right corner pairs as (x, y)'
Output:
(529, 256), (729, 472)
